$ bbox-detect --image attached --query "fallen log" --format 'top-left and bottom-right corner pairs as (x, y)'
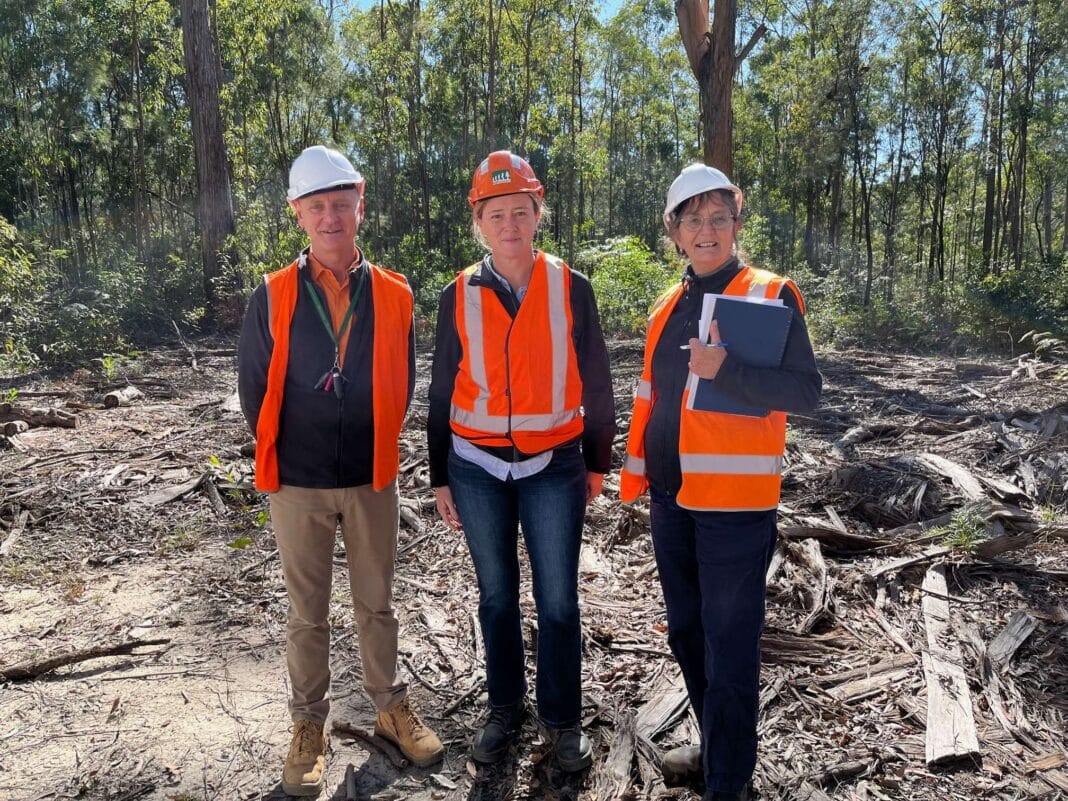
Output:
(595, 709), (636, 801)
(780, 524), (886, 553)
(921, 564), (980, 767)
(0, 637), (171, 681)
(0, 509), (30, 557)
(103, 385), (145, 408)
(0, 405), (76, 429)
(794, 538), (832, 634)
(137, 474), (206, 507)
(2, 420), (28, 436)
(867, 545), (952, 580)
(634, 668), (689, 739)
(986, 610), (1038, 671)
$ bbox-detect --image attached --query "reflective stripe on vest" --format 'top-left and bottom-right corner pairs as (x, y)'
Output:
(678, 454), (783, 474)
(619, 265), (802, 511)
(254, 254), (412, 492)
(450, 252), (583, 452)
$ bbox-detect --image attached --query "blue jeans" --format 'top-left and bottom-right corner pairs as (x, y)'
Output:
(448, 445), (587, 727)
(649, 487), (778, 794)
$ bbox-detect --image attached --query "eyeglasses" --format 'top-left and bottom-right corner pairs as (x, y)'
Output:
(677, 214), (736, 232)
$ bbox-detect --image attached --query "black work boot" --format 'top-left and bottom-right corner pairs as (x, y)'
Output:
(471, 702), (525, 764)
(547, 723), (592, 772)
(662, 744), (702, 786)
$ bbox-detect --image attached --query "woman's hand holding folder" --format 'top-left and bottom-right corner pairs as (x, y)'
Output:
(686, 320), (728, 379)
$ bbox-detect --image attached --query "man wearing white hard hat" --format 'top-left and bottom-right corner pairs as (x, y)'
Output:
(238, 145), (443, 796)
(620, 164), (821, 800)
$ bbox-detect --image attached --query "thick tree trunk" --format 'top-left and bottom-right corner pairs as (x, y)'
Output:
(676, 0), (763, 176)
(180, 0), (235, 328)
(704, 0), (735, 173)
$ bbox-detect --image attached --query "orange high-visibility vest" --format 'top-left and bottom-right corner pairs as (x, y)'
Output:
(619, 266), (805, 511)
(450, 251), (584, 454)
(254, 255), (413, 492)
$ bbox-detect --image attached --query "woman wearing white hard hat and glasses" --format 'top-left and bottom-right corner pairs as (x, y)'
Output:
(620, 164), (821, 800)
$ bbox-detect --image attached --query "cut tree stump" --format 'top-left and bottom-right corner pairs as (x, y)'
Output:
(2, 420), (29, 436)
(103, 385), (145, 408)
(921, 564), (981, 766)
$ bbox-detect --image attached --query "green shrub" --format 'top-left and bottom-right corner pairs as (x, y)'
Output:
(962, 257), (1068, 347)
(0, 215), (41, 369)
(581, 236), (676, 335)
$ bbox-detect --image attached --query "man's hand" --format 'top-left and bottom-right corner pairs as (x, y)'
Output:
(434, 486), (463, 531)
(586, 472), (604, 504)
(688, 320), (727, 380)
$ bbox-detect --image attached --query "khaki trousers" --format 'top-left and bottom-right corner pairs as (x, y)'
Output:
(270, 481), (407, 724)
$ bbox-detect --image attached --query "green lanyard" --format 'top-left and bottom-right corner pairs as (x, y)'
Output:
(303, 268), (367, 398)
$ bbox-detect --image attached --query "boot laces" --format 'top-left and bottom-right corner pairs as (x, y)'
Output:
(294, 721), (321, 758)
(400, 700), (426, 735)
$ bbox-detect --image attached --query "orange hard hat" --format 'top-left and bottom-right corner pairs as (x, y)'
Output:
(468, 150), (544, 207)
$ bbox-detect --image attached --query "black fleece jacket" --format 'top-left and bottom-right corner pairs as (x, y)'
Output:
(427, 256), (616, 487)
(644, 258), (822, 495)
(237, 255), (416, 489)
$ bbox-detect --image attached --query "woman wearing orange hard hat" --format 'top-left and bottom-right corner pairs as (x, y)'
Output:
(427, 151), (615, 770)
(620, 163), (821, 800)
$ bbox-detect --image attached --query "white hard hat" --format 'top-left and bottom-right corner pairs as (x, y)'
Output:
(287, 145), (365, 201)
(663, 163), (743, 228)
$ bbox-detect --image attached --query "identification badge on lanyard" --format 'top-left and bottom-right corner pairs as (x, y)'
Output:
(304, 268), (366, 401)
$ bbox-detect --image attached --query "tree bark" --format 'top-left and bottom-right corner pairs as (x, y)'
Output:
(180, 0), (235, 328)
(675, 0), (763, 175)
(705, 0), (735, 172)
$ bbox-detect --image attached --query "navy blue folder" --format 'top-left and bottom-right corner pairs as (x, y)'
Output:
(688, 295), (793, 417)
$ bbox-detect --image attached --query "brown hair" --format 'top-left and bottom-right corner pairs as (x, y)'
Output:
(662, 188), (742, 259)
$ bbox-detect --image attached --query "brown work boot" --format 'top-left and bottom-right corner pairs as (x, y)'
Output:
(282, 719), (328, 796)
(375, 697), (445, 767)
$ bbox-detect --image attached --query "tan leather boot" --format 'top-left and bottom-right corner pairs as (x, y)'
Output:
(374, 697), (444, 767)
(282, 719), (328, 796)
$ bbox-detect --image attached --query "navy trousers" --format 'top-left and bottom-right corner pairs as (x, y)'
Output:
(649, 487), (778, 794)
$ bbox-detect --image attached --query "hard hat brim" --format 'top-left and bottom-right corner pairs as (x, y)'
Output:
(467, 186), (544, 207)
(287, 179), (364, 202)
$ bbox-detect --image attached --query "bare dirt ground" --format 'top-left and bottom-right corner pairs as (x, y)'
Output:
(0, 339), (1066, 801)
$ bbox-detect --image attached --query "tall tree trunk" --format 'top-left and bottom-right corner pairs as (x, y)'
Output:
(980, 18), (1000, 274)
(1040, 167), (1052, 263)
(675, 0), (764, 175)
(130, 0), (147, 262)
(705, 0), (735, 172)
(180, 0), (235, 328)
(803, 177), (818, 270)
(485, 0), (498, 149)
(1062, 174), (1068, 255)
(883, 58), (908, 304)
